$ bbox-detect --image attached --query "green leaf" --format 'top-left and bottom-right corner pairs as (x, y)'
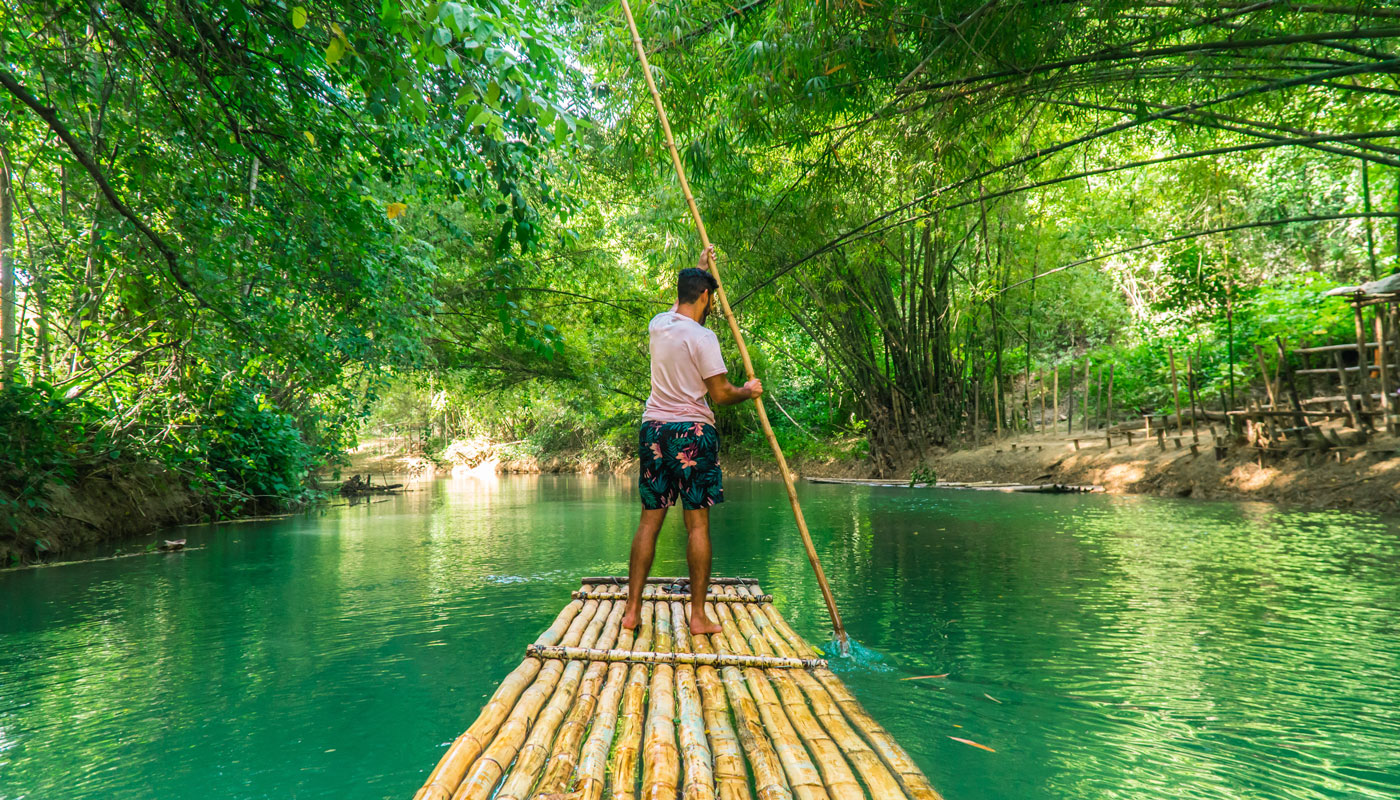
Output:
(325, 36), (346, 65)
(291, 6), (308, 28)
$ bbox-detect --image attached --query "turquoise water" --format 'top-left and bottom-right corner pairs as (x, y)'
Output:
(2, 475), (1398, 800)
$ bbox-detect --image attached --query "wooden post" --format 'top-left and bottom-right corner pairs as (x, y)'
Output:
(1277, 337), (1311, 439)
(1333, 351), (1364, 431)
(1168, 347), (1183, 434)
(1106, 363), (1115, 431)
(1185, 354), (1200, 443)
(1038, 369), (1046, 433)
(993, 374), (1002, 438)
(1053, 367), (1061, 435)
(1354, 300), (1371, 413)
(1253, 343), (1277, 409)
(619, 0), (848, 649)
(1067, 377), (1075, 435)
(973, 380), (981, 447)
(1082, 358), (1091, 434)
(1376, 311), (1395, 435)
(1095, 364), (1105, 430)
(1144, 414), (1151, 437)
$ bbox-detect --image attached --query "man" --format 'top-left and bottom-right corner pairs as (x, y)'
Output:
(620, 245), (762, 635)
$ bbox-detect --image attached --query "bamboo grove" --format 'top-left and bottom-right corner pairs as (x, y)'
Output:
(4, 1), (1400, 519)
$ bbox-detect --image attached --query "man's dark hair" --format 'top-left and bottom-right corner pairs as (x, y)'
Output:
(678, 267), (719, 304)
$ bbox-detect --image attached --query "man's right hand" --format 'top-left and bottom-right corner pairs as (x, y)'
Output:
(743, 379), (763, 399)
(698, 245), (715, 272)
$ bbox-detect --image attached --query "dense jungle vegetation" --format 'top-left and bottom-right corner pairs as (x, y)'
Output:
(2, 1), (1398, 536)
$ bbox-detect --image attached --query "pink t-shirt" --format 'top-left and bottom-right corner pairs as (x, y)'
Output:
(642, 311), (727, 424)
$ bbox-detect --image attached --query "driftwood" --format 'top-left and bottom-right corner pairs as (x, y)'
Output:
(338, 474), (403, 497)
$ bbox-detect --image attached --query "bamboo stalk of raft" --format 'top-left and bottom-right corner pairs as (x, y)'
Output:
(693, 607), (792, 800)
(677, 601), (751, 800)
(723, 589), (908, 799)
(709, 596), (843, 800)
(572, 589), (774, 604)
(524, 645), (825, 670)
(741, 585), (943, 800)
(548, 593), (656, 800)
(412, 588), (594, 800)
(581, 576), (759, 586)
(452, 595), (614, 800)
(669, 601), (719, 800)
(641, 600), (681, 800)
(530, 592), (639, 797)
(494, 601), (626, 800)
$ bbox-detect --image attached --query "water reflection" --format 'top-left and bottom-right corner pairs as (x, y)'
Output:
(1, 477), (1397, 800)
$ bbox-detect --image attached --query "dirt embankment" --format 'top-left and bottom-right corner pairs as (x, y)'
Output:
(343, 430), (1400, 514)
(921, 428), (1400, 513)
(2, 463), (206, 566)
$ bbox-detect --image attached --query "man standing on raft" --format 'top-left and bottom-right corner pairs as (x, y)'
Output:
(620, 245), (763, 635)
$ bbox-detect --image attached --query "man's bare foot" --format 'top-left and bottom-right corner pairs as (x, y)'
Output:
(621, 607), (641, 630)
(689, 614), (722, 635)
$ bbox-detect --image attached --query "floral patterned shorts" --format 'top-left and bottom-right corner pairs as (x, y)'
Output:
(638, 421), (724, 510)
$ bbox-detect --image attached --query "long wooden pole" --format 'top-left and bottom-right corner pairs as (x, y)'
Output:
(619, 0), (848, 651)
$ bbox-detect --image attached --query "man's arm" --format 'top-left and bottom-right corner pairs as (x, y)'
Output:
(704, 374), (763, 406)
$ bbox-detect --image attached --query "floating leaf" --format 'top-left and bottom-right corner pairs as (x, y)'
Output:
(291, 6), (308, 28)
(901, 673), (949, 680)
(386, 202), (408, 219)
(949, 737), (995, 752)
(984, 693), (1002, 703)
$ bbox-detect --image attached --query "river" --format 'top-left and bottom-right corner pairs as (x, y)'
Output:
(2, 475), (1398, 800)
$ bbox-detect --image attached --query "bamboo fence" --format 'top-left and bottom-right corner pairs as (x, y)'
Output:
(411, 580), (942, 800)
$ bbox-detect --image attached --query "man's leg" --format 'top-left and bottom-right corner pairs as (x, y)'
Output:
(621, 507), (667, 629)
(683, 507), (722, 635)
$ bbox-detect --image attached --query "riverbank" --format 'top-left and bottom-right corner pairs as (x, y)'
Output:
(1, 462), (207, 567)
(344, 430), (1400, 515)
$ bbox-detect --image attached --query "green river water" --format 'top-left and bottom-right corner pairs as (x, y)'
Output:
(2, 475), (1398, 800)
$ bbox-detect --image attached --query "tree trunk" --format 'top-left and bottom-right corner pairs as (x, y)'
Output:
(0, 145), (15, 388)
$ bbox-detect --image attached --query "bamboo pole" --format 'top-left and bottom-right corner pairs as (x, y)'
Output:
(1334, 351), (1365, 431)
(414, 597), (589, 800)
(610, 598), (655, 800)
(679, 602), (749, 800)
(452, 598), (610, 800)
(496, 602), (625, 800)
(1053, 367), (1059, 434)
(641, 602), (681, 800)
(730, 589), (909, 800)
(567, 594), (655, 800)
(747, 587), (942, 800)
(573, 589), (773, 604)
(695, 607), (793, 800)
(669, 601), (718, 800)
(582, 576), (759, 586)
(618, 0), (847, 652)
(717, 588), (861, 800)
(533, 597), (642, 796)
(526, 645), (825, 670)
(709, 602), (829, 800)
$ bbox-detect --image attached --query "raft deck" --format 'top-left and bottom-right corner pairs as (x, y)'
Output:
(413, 578), (941, 800)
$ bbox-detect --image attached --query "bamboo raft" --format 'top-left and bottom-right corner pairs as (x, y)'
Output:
(413, 578), (942, 800)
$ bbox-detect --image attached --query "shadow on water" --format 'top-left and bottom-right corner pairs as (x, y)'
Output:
(2, 473), (1399, 800)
